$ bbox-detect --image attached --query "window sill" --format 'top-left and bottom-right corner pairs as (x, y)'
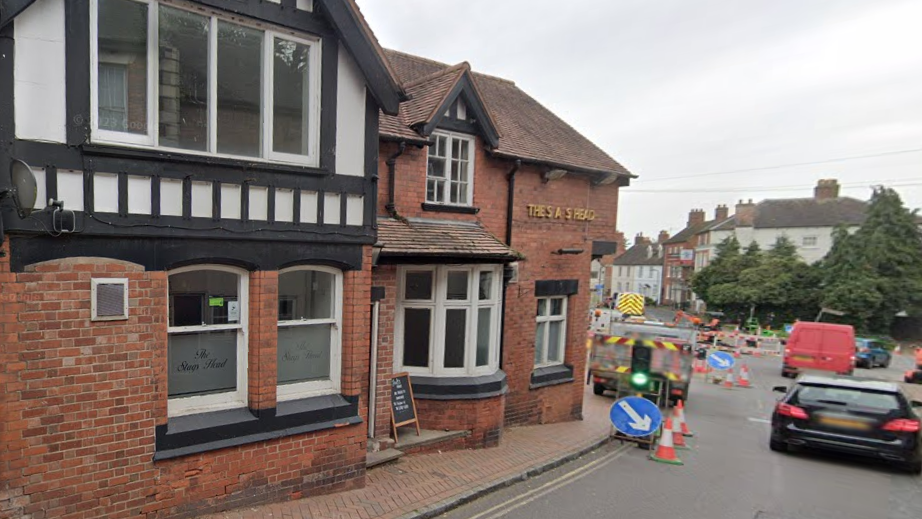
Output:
(530, 364), (574, 389)
(154, 394), (360, 460)
(409, 371), (507, 400)
(82, 143), (329, 177)
(421, 203), (480, 215)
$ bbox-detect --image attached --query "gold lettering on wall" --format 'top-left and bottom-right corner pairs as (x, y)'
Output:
(526, 204), (596, 221)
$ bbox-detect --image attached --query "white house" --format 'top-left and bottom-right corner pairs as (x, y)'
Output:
(695, 179), (868, 269)
(611, 233), (667, 303)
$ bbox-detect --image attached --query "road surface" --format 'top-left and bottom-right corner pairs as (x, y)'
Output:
(437, 354), (922, 519)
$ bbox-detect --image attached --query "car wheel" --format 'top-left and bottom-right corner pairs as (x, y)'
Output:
(882, 358), (891, 369)
(593, 383), (605, 396)
(769, 438), (788, 453)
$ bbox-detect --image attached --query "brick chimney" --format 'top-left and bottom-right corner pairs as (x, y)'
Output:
(687, 209), (706, 227)
(634, 233), (652, 245)
(658, 230), (670, 243)
(814, 179), (840, 200)
(735, 199), (755, 227)
(715, 204), (729, 221)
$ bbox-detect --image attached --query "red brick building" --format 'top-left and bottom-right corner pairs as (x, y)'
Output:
(369, 51), (632, 449)
(0, 1), (404, 517)
(661, 206), (728, 306)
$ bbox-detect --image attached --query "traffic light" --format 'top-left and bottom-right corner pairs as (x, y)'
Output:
(630, 345), (652, 391)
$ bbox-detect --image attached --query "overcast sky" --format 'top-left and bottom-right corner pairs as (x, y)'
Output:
(356, 0), (922, 242)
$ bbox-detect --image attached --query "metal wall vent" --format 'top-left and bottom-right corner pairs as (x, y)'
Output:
(91, 278), (129, 321)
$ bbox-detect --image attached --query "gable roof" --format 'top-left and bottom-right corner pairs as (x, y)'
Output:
(612, 243), (664, 266)
(663, 220), (716, 244)
(380, 49), (634, 184)
(752, 197), (867, 228)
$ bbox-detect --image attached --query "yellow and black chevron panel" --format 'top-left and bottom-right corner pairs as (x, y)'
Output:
(616, 293), (645, 316)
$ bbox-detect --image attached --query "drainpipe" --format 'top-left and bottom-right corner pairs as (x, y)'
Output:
(499, 160), (521, 369)
(368, 300), (380, 440)
(385, 141), (406, 217)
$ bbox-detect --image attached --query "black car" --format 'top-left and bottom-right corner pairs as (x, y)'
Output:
(771, 374), (922, 473)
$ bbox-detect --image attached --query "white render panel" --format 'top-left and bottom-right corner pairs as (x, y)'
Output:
(275, 188), (294, 223)
(323, 193), (341, 225)
(249, 186), (269, 221)
(335, 50), (366, 177)
(57, 170), (84, 211)
(345, 195), (363, 226)
(93, 173), (119, 213)
(160, 179), (183, 217)
(191, 181), (213, 218)
(127, 175), (151, 215)
(31, 168), (47, 211)
(300, 191), (318, 223)
(221, 184), (242, 219)
(14, 0), (67, 143)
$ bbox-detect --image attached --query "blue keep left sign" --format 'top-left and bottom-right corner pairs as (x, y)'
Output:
(609, 396), (663, 437)
(707, 351), (735, 371)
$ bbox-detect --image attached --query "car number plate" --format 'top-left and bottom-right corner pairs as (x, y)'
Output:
(819, 416), (869, 430)
(792, 355), (813, 362)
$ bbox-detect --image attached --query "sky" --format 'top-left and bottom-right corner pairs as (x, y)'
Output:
(355, 0), (922, 242)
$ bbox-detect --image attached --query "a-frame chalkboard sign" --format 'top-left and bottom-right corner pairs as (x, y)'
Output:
(390, 372), (420, 443)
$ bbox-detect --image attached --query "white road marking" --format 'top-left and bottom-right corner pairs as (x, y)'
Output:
(463, 442), (634, 519)
(748, 417), (771, 424)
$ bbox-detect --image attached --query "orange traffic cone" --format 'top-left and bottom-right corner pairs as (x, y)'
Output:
(733, 349), (741, 358)
(675, 399), (693, 437)
(723, 370), (735, 389)
(738, 364), (752, 388)
(671, 412), (690, 450)
(650, 418), (683, 465)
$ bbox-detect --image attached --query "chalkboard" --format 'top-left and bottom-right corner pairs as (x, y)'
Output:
(390, 372), (420, 442)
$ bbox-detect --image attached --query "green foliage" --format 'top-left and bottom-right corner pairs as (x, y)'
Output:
(820, 187), (922, 333)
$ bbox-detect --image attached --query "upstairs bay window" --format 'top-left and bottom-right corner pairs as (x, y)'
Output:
(397, 266), (500, 376)
(91, 0), (321, 165)
(427, 132), (474, 206)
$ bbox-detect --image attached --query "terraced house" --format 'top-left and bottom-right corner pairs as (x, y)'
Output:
(0, 1), (632, 517)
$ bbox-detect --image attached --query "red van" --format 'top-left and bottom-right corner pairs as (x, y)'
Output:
(782, 322), (855, 378)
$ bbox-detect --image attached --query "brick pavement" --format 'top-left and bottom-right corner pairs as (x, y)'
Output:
(203, 385), (613, 519)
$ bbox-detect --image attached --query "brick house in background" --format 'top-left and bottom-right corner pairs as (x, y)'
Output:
(1, 1), (405, 517)
(661, 206), (728, 306)
(370, 49), (633, 447)
(610, 231), (668, 304)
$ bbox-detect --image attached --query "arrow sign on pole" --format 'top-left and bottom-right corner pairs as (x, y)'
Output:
(610, 396), (663, 437)
(707, 351), (735, 371)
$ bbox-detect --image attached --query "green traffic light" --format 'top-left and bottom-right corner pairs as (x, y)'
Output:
(630, 372), (649, 387)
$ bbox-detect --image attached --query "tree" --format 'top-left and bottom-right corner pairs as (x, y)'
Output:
(820, 187), (922, 333)
(768, 235), (798, 259)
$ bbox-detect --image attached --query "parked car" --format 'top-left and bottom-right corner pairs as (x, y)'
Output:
(771, 375), (922, 473)
(782, 322), (855, 378)
(855, 338), (891, 369)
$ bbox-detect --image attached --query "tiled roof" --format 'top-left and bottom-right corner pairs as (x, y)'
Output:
(611, 243), (664, 266)
(402, 64), (468, 127)
(379, 49), (633, 179)
(753, 197), (867, 228)
(377, 218), (520, 261)
(663, 220), (716, 244)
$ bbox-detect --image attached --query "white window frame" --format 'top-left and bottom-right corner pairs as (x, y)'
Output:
(426, 131), (475, 206)
(535, 296), (568, 367)
(276, 266), (343, 401)
(166, 264), (248, 417)
(91, 277), (129, 321)
(395, 265), (501, 376)
(802, 236), (818, 248)
(89, 0), (322, 166)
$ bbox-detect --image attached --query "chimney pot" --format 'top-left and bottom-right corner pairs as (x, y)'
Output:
(814, 178), (840, 200)
(715, 204), (729, 221)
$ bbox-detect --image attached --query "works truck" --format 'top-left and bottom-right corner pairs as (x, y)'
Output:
(589, 321), (698, 406)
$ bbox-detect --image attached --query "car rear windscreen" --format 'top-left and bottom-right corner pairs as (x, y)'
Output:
(794, 385), (902, 412)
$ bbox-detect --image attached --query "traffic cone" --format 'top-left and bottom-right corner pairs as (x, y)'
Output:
(753, 349), (762, 358)
(738, 364), (752, 388)
(671, 412), (690, 450)
(650, 418), (683, 465)
(675, 399), (693, 437)
(723, 370), (735, 389)
(733, 349), (741, 359)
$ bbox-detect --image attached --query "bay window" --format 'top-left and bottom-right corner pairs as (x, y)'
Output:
(535, 297), (567, 367)
(277, 267), (343, 400)
(397, 266), (500, 375)
(426, 132), (474, 206)
(91, 0), (321, 165)
(167, 266), (248, 416)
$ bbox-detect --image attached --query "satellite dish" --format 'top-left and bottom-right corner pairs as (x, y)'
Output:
(9, 158), (38, 217)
